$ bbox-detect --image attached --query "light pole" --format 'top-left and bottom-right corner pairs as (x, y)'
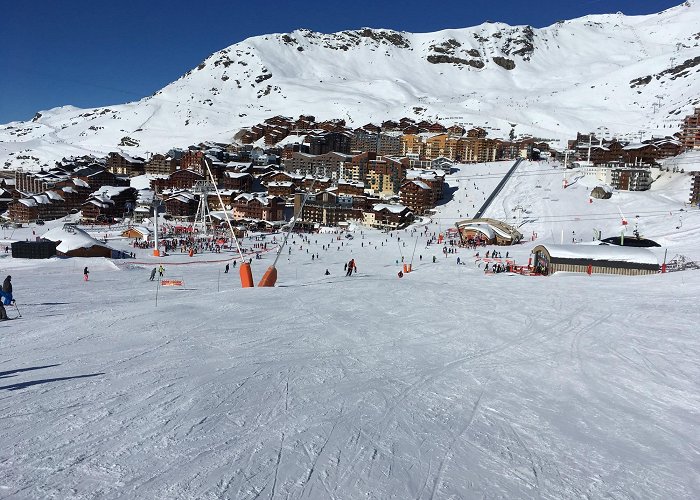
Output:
(152, 201), (161, 257)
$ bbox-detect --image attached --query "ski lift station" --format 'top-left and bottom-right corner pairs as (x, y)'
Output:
(531, 244), (660, 276)
(455, 218), (523, 246)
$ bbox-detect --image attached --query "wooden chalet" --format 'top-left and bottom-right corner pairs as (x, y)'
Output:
(232, 194), (285, 222)
(266, 181), (296, 198)
(9, 192), (67, 222)
(106, 152), (145, 177)
(294, 191), (364, 226)
(73, 165), (126, 190)
(399, 180), (432, 215)
(146, 154), (179, 175)
(81, 187), (136, 221)
(364, 203), (413, 230)
(164, 191), (198, 218)
(152, 169), (205, 193)
(222, 171), (253, 191)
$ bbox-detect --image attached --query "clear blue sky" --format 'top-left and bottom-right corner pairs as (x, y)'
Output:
(0, 0), (683, 123)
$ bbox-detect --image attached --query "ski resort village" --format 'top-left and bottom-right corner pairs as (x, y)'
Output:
(1, 1), (700, 499)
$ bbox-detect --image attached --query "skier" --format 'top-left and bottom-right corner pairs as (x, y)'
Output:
(1, 276), (12, 305)
(158, 265), (165, 277)
(346, 259), (355, 276)
(149, 268), (157, 281)
(233, 260), (237, 268)
(83, 267), (89, 281)
(225, 263), (230, 274)
(325, 269), (330, 276)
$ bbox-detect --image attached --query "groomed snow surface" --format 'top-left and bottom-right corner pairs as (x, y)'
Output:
(1, 161), (699, 499)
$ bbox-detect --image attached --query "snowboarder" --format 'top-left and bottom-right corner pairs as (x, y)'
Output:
(325, 269), (330, 276)
(1, 276), (12, 305)
(225, 263), (230, 274)
(149, 268), (157, 281)
(83, 267), (89, 281)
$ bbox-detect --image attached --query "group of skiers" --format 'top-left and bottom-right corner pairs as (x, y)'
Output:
(224, 261), (239, 274)
(149, 265), (166, 281)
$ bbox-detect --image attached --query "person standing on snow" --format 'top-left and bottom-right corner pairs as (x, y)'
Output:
(346, 259), (357, 276)
(158, 265), (165, 277)
(224, 263), (229, 274)
(1, 276), (12, 305)
(149, 268), (157, 281)
(83, 267), (89, 281)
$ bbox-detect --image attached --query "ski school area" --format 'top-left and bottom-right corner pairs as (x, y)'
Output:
(1, 159), (699, 498)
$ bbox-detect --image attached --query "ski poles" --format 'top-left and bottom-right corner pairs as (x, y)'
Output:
(12, 300), (21, 318)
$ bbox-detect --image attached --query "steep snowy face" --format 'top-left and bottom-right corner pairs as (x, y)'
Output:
(2, 1), (699, 169)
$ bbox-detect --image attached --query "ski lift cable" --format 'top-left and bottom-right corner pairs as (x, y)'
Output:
(448, 208), (689, 221)
(203, 157), (245, 261)
(409, 236), (419, 267)
(271, 178), (317, 269)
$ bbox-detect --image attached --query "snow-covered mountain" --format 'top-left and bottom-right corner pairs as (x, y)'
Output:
(2, 1), (700, 170)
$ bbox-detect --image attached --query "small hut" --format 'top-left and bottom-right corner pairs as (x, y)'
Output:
(121, 226), (151, 241)
(531, 244), (659, 276)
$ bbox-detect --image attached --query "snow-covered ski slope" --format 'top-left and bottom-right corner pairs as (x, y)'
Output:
(3, 1), (700, 171)
(1, 160), (699, 498)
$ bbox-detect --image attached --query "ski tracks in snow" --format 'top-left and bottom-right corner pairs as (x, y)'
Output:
(429, 384), (485, 500)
